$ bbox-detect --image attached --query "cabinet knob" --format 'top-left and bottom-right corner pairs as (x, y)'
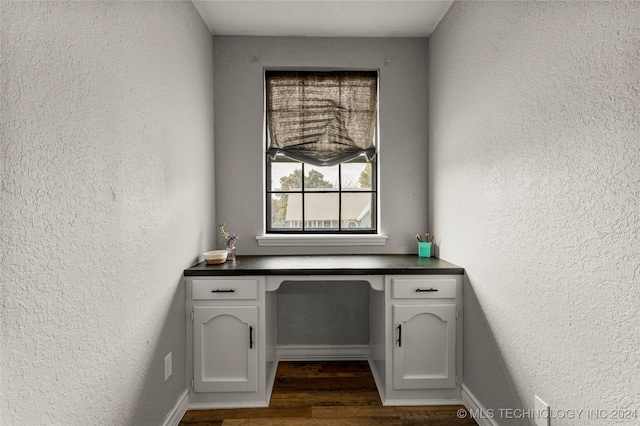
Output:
(397, 324), (402, 347)
(415, 288), (438, 292)
(212, 289), (236, 293)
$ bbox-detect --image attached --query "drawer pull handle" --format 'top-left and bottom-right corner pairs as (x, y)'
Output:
(249, 326), (254, 349)
(397, 324), (402, 347)
(212, 289), (236, 293)
(416, 288), (438, 292)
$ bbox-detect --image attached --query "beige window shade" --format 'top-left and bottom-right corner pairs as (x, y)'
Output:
(266, 71), (378, 167)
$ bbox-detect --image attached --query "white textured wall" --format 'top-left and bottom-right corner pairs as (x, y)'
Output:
(213, 37), (429, 255)
(429, 2), (639, 425)
(1, 2), (214, 425)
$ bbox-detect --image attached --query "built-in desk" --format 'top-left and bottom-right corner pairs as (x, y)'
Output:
(184, 254), (464, 409)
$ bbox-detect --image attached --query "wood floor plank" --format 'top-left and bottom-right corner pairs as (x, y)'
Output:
(180, 407), (310, 422)
(179, 361), (477, 426)
(222, 418), (403, 425)
(312, 405), (400, 418)
(275, 361), (372, 379)
(273, 376), (377, 392)
(268, 390), (382, 408)
(396, 406), (477, 425)
(181, 420), (223, 426)
(274, 362), (321, 378)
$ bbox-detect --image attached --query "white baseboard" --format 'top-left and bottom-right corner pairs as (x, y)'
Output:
(162, 388), (189, 426)
(461, 383), (500, 426)
(276, 345), (370, 360)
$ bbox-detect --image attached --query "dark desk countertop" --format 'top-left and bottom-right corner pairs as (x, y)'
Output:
(184, 254), (464, 276)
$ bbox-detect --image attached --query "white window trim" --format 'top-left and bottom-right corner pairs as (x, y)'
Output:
(261, 69), (383, 246)
(256, 234), (388, 247)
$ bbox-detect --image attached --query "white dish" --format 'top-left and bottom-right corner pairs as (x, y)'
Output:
(203, 250), (228, 265)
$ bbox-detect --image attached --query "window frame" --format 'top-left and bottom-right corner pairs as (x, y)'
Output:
(260, 68), (385, 244)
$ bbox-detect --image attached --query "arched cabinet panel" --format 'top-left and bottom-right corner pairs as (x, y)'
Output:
(194, 306), (258, 393)
(392, 304), (456, 390)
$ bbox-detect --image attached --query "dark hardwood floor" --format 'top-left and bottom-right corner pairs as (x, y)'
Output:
(179, 361), (478, 425)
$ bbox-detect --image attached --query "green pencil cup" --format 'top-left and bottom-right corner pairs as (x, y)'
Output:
(418, 241), (432, 258)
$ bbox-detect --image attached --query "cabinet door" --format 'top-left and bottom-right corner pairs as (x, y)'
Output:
(393, 304), (456, 390)
(193, 306), (258, 393)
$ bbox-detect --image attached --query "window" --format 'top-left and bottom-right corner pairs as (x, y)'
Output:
(265, 70), (378, 234)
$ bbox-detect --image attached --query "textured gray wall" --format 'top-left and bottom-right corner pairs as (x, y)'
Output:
(1, 2), (215, 424)
(276, 281), (370, 346)
(212, 36), (429, 255)
(429, 2), (640, 424)
(212, 36), (430, 348)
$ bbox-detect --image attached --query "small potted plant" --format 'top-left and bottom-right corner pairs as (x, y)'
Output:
(219, 223), (238, 261)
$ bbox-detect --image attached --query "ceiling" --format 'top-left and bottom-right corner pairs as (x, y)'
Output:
(192, 1), (454, 38)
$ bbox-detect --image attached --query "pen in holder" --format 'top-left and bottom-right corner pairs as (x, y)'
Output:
(418, 241), (432, 258)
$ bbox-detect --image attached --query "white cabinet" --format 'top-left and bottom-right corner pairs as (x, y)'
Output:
(186, 276), (275, 409)
(185, 267), (463, 408)
(193, 306), (258, 393)
(392, 304), (456, 390)
(369, 275), (462, 405)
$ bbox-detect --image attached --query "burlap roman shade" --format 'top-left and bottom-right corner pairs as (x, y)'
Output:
(266, 71), (378, 167)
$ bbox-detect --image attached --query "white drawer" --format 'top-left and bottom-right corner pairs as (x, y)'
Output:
(391, 277), (457, 299)
(192, 279), (258, 300)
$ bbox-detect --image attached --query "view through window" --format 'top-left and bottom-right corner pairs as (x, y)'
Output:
(267, 154), (376, 232)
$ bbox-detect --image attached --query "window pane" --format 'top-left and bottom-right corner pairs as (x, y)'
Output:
(270, 193), (301, 230)
(304, 193), (339, 230)
(270, 162), (302, 191)
(304, 165), (338, 190)
(341, 162), (372, 190)
(341, 193), (374, 230)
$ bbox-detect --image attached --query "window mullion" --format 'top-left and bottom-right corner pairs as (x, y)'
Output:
(338, 164), (342, 231)
(301, 163), (306, 232)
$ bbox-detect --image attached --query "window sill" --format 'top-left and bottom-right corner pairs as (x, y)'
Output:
(255, 234), (388, 247)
